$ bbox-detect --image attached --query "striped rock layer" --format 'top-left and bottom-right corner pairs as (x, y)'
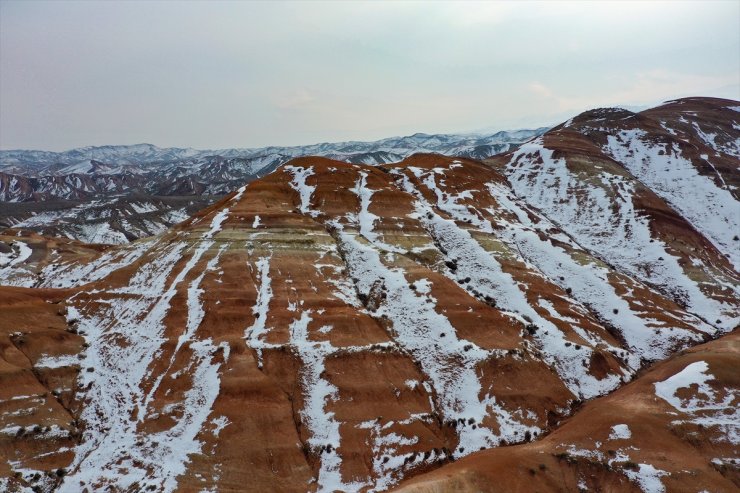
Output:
(0, 97), (738, 492)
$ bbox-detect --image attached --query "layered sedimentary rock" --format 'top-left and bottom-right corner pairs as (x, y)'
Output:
(0, 97), (737, 492)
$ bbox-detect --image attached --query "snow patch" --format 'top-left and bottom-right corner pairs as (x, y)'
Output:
(654, 361), (739, 444)
(285, 166), (319, 217)
(608, 424), (632, 440)
(623, 463), (669, 493)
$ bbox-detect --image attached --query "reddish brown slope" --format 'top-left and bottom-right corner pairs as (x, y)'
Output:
(394, 331), (739, 493)
(0, 286), (82, 492)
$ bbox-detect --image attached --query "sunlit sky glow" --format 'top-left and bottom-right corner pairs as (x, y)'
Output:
(1, 0), (738, 151)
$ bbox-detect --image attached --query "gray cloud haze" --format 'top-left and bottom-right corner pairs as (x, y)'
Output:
(1, 0), (738, 151)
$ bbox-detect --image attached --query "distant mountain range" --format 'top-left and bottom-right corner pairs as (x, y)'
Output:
(0, 129), (546, 200)
(0, 128), (546, 243)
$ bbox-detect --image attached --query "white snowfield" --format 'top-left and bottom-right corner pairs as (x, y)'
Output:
(0, 237), (156, 289)
(690, 120), (740, 158)
(506, 138), (739, 331)
(0, 240), (33, 285)
(43, 239), (155, 288)
(604, 128), (740, 270)
(482, 181), (707, 363)
(7, 197), (194, 245)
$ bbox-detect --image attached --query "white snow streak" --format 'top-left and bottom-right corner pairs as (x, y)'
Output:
(654, 360), (739, 444)
(507, 138), (737, 330)
(285, 165), (319, 217)
(59, 217), (231, 491)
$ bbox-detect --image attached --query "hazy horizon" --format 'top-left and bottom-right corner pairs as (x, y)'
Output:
(1, 0), (738, 152)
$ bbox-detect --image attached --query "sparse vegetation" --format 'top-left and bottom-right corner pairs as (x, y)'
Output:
(554, 452), (577, 464)
(623, 461), (639, 471)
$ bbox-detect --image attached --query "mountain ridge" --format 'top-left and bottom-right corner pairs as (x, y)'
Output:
(0, 127), (547, 244)
(0, 128), (549, 176)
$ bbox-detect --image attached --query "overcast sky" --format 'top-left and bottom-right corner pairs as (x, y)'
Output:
(1, 0), (738, 151)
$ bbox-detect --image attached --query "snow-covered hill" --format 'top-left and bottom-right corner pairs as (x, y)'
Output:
(488, 97), (740, 330)
(0, 97), (737, 492)
(0, 129), (546, 199)
(0, 128), (545, 244)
